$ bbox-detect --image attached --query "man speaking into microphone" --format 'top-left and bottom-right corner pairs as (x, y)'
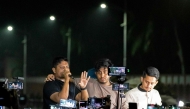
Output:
(43, 56), (90, 109)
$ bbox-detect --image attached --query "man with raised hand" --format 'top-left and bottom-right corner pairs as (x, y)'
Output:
(43, 57), (90, 109)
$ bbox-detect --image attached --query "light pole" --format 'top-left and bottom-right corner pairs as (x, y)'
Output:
(22, 35), (27, 94)
(121, 12), (127, 67)
(7, 26), (27, 94)
(65, 27), (71, 63)
(100, 3), (127, 67)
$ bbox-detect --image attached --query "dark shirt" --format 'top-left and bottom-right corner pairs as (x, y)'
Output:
(43, 79), (80, 109)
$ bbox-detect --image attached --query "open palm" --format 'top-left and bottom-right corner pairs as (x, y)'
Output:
(79, 71), (90, 89)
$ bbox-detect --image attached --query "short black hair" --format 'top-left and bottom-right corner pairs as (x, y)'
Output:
(94, 58), (113, 72)
(52, 57), (68, 68)
(142, 66), (160, 80)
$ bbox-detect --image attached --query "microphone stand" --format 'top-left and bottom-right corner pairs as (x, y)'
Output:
(116, 84), (120, 109)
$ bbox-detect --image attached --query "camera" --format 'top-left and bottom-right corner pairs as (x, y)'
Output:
(109, 67), (126, 76)
(6, 77), (24, 90)
(78, 101), (88, 109)
(59, 99), (77, 108)
(109, 67), (129, 108)
(147, 104), (166, 109)
(88, 97), (106, 108)
(112, 83), (129, 91)
(109, 67), (129, 84)
(0, 77), (25, 109)
(7, 81), (23, 90)
(78, 95), (110, 109)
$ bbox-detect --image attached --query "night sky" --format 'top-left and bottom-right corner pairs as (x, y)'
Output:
(0, 0), (190, 77)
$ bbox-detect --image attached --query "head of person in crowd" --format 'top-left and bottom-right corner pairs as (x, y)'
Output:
(140, 66), (160, 92)
(52, 57), (70, 80)
(94, 58), (113, 85)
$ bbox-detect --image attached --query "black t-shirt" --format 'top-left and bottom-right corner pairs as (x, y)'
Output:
(43, 79), (80, 109)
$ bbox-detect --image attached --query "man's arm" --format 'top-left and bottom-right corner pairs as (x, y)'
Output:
(50, 79), (70, 103)
(45, 73), (74, 82)
(75, 71), (90, 101)
(44, 74), (55, 81)
(45, 71), (90, 101)
(75, 89), (88, 101)
(156, 90), (162, 106)
(125, 91), (135, 109)
(50, 71), (71, 103)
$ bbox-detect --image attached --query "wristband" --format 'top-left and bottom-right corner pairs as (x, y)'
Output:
(80, 87), (87, 90)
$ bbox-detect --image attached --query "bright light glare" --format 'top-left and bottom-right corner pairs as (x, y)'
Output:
(100, 4), (106, 8)
(178, 100), (184, 107)
(50, 16), (55, 21)
(7, 26), (13, 31)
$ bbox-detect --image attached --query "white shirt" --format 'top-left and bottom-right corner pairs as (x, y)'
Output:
(125, 85), (162, 109)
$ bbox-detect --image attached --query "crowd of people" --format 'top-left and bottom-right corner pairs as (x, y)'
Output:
(43, 56), (162, 109)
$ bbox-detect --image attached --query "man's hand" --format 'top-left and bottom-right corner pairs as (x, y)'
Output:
(44, 74), (55, 82)
(63, 70), (72, 82)
(79, 71), (90, 89)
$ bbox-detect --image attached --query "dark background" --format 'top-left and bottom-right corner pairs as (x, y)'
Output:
(0, 0), (190, 77)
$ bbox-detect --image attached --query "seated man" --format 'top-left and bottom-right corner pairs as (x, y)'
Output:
(43, 57), (90, 109)
(46, 58), (128, 109)
(125, 66), (162, 109)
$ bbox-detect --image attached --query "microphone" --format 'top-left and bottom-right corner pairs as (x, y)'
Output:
(68, 74), (74, 79)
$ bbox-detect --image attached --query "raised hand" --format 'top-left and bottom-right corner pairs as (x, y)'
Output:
(79, 71), (90, 89)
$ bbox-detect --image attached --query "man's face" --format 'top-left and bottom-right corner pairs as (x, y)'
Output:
(95, 67), (110, 85)
(52, 60), (70, 79)
(140, 74), (158, 92)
